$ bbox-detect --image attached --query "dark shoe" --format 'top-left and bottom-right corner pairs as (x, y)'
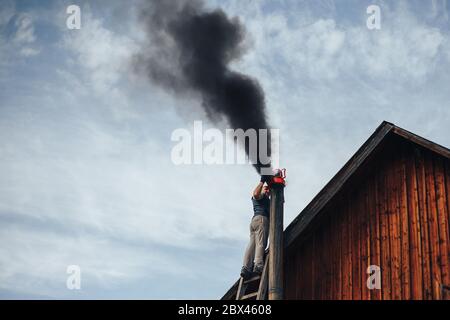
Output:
(252, 265), (264, 276)
(240, 266), (252, 280)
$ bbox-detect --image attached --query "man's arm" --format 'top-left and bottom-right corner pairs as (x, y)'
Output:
(252, 181), (264, 199)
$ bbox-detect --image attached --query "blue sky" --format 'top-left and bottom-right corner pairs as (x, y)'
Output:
(0, 0), (449, 299)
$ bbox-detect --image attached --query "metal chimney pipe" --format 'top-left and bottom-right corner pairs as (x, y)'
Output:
(268, 170), (285, 300)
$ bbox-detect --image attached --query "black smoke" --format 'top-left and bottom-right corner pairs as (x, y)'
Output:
(134, 0), (271, 172)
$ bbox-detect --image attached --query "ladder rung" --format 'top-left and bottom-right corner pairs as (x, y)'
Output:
(244, 275), (261, 284)
(240, 292), (258, 300)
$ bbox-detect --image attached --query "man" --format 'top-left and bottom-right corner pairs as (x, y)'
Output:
(240, 175), (271, 280)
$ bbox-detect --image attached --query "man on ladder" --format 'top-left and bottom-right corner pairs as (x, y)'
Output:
(240, 175), (271, 280)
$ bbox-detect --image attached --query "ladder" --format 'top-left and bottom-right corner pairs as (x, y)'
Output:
(235, 252), (269, 300)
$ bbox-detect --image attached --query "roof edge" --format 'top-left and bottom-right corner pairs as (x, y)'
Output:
(391, 125), (450, 159)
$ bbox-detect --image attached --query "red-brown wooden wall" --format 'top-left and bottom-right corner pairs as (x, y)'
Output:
(284, 137), (450, 300)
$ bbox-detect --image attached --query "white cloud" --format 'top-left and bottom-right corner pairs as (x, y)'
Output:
(238, 3), (448, 84)
(63, 10), (137, 95)
(19, 47), (40, 56)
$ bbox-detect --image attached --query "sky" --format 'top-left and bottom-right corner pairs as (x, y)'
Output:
(0, 0), (449, 299)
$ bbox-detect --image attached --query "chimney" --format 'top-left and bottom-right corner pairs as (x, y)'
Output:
(268, 169), (286, 300)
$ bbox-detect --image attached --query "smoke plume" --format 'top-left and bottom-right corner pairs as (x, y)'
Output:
(134, 0), (271, 172)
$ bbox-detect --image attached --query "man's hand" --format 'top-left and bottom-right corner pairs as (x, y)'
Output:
(260, 174), (272, 183)
(254, 175), (272, 199)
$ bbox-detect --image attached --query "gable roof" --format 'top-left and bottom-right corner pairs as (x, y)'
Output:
(284, 121), (450, 248)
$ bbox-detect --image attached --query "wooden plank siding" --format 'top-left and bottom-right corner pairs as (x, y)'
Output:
(284, 137), (450, 300)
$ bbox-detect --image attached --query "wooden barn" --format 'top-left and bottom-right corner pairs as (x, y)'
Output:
(223, 121), (450, 300)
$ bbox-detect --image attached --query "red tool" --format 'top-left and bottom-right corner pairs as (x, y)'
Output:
(269, 168), (286, 187)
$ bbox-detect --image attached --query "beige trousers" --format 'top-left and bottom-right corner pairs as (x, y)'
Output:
(243, 215), (269, 271)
